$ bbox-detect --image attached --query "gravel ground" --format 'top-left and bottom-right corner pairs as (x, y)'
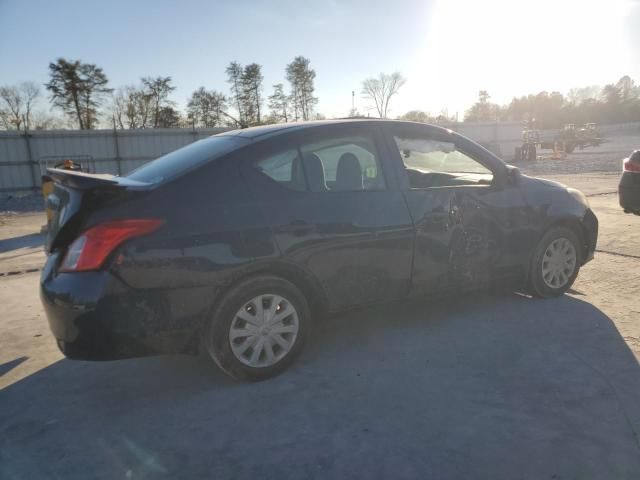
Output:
(0, 193), (44, 214)
(515, 134), (636, 176)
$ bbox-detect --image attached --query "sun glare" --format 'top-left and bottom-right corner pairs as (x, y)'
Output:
(403, 0), (634, 116)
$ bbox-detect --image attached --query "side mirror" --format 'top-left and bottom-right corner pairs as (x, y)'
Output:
(505, 165), (521, 186)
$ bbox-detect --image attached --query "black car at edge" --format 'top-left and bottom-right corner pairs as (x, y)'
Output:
(40, 120), (598, 380)
(619, 149), (640, 215)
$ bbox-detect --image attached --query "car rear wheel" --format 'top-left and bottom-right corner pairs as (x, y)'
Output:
(203, 275), (310, 381)
(528, 227), (581, 298)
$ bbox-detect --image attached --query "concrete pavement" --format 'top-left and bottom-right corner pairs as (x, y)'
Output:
(1, 268), (640, 479)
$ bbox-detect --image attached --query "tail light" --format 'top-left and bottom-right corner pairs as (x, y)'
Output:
(623, 151), (640, 172)
(59, 219), (163, 272)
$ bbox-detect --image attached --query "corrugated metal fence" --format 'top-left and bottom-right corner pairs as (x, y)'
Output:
(2, 122), (637, 196)
(0, 127), (226, 195)
(0, 123), (521, 195)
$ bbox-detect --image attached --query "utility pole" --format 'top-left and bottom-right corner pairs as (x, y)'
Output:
(351, 91), (355, 113)
(112, 116), (122, 175)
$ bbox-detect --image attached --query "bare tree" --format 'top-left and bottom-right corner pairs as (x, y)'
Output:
(0, 85), (25, 130)
(141, 76), (176, 128)
(111, 87), (128, 129)
(226, 62), (245, 125)
(187, 87), (228, 127)
(109, 85), (154, 129)
(21, 82), (40, 130)
(361, 72), (406, 118)
(268, 83), (289, 123)
(0, 82), (40, 130)
(0, 109), (10, 130)
(131, 87), (153, 128)
(30, 110), (66, 130)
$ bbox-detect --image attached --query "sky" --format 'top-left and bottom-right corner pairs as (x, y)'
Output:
(1, 0), (639, 121)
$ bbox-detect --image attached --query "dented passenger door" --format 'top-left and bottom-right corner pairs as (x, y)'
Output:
(382, 123), (529, 293)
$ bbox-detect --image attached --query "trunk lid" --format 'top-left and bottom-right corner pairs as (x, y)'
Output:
(45, 169), (152, 253)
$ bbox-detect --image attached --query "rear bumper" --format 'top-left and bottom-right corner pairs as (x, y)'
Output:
(40, 254), (207, 360)
(619, 173), (640, 214)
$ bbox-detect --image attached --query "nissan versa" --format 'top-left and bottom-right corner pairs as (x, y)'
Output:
(40, 120), (598, 380)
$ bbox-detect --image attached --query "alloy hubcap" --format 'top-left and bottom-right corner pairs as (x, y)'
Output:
(541, 237), (577, 289)
(228, 294), (299, 368)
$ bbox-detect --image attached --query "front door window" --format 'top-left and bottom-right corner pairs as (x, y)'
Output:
(393, 136), (493, 188)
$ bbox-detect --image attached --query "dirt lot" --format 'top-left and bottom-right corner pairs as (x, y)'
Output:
(1, 136), (639, 479)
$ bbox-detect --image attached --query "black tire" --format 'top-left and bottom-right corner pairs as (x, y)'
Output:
(565, 142), (575, 153)
(527, 145), (537, 161)
(202, 275), (311, 381)
(528, 227), (582, 298)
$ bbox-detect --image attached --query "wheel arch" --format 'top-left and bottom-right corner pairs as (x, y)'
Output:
(187, 260), (328, 355)
(215, 260), (328, 320)
(525, 217), (586, 297)
(523, 216), (587, 285)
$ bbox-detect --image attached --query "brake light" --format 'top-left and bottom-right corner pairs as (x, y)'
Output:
(59, 219), (163, 272)
(623, 157), (640, 172)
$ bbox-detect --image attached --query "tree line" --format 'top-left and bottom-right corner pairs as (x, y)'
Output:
(9, 58), (636, 131)
(463, 75), (640, 128)
(0, 56), (321, 130)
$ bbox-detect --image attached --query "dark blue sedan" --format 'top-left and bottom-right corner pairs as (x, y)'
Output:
(40, 120), (598, 380)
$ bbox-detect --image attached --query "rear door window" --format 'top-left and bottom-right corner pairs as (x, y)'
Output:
(254, 148), (307, 191)
(300, 134), (386, 192)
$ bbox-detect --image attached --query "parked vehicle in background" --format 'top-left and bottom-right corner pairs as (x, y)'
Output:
(516, 123), (605, 161)
(619, 149), (640, 215)
(40, 120), (598, 381)
(516, 128), (540, 162)
(559, 123), (604, 153)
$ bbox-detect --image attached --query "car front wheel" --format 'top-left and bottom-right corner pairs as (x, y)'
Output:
(203, 275), (310, 381)
(529, 227), (581, 298)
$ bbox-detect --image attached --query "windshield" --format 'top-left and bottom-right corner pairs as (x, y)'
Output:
(126, 135), (244, 184)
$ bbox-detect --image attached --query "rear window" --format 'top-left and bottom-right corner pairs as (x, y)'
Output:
(127, 135), (244, 184)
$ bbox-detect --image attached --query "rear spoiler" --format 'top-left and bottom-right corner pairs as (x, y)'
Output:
(46, 168), (152, 191)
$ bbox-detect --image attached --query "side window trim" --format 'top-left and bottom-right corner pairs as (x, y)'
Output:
(381, 126), (412, 191)
(370, 124), (403, 191)
(295, 144), (314, 193)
